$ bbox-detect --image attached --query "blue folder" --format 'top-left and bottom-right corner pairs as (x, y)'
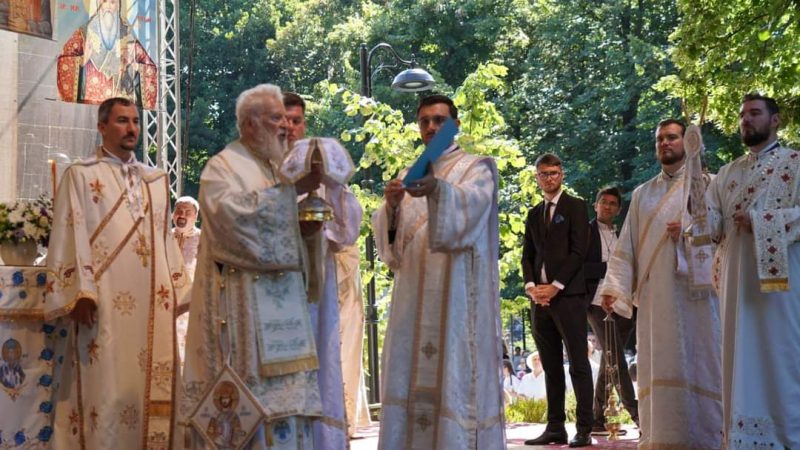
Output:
(402, 118), (458, 185)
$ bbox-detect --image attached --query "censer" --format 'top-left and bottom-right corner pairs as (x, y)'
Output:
(602, 312), (624, 440)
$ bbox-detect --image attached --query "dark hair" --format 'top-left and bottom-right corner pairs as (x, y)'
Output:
(98, 97), (135, 123)
(502, 359), (515, 375)
(595, 186), (622, 205)
(534, 153), (562, 168)
(656, 118), (686, 135)
(283, 92), (306, 112)
(742, 92), (780, 115)
(417, 94), (458, 120)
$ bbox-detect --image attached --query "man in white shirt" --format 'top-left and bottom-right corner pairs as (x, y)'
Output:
(584, 186), (638, 435)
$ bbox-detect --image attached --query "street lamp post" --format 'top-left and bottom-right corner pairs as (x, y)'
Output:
(358, 42), (434, 405)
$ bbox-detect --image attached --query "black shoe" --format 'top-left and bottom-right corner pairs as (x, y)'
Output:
(524, 430), (568, 445)
(569, 432), (592, 447)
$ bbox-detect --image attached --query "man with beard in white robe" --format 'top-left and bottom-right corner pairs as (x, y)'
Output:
(372, 95), (505, 450)
(706, 93), (800, 449)
(601, 119), (722, 449)
(171, 195), (201, 368)
(178, 84), (333, 449)
(46, 97), (188, 449)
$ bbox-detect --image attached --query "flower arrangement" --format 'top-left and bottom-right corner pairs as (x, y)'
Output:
(0, 195), (53, 246)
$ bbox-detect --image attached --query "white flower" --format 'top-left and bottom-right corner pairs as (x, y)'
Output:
(7, 208), (24, 224)
(23, 221), (38, 239)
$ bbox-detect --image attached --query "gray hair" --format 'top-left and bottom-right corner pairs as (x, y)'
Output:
(175, 195), (199, 213)
(235, 84), (283, 134)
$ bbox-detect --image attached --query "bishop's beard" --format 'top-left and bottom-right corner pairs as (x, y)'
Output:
(252, 126), (288, 164)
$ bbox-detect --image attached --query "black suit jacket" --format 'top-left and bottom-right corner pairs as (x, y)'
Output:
(521, 192), (589, 297)
(584, 218), (617, 298)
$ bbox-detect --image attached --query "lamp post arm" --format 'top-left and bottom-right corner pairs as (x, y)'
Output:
(361, 42), (418, 97)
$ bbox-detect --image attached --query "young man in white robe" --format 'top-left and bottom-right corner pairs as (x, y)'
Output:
(46, 97), (189, 449)
(372, 94), (505, 450)
(706, 93), (800, 449)
(177, 84), (334, 449)
(601, 119), (722, 449)
(283, 91), (364, 445)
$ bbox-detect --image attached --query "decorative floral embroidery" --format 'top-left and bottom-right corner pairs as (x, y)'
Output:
(66, 208), (84, 227)
(416, 413), (432, 431)
(421, 341), (438, 359)
(112, 291), (136, 316)
(156, 285), (171, 310)
(147, 431), (168, 447)
(51, 263), (77, 289)
(69, 409), (80, 435)
(137, 348), (147, 373)
(151, 361), (172, 390)
(91, 238), (110, 268)
(728, 414), (782, 449)
(86, 339), (99, 365)
(119, 404), (139, 430)
(89, 179), (105, 204)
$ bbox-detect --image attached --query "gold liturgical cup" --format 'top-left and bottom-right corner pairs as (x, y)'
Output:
(298, 191), (333, 222)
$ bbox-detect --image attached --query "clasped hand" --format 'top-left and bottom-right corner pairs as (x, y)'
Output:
(526, 284), (559, 306)
(295, 161), (323, 195)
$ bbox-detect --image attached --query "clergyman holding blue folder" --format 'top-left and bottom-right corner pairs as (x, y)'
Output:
(371, 94), (505, 450)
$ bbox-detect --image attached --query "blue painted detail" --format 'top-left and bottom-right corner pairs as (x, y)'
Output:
(39, 374), (53, 387)
(37, 426), (53, 442)
(39, 348), (54, 361)
(273, 420), (292, 443)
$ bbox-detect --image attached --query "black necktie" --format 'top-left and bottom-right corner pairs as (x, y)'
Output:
(544, 202), (555, 228)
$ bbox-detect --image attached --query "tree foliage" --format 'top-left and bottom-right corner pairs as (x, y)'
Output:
(659, 0), (800, 149)
(179, 0), (798, 348)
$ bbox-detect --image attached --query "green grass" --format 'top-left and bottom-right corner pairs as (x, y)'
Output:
(505, 392), (634, 424)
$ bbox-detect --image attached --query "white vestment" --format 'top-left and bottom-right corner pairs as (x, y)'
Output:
(46, 150), (189, 449)
(707, 146), (800, 449)
(372, 148), (505, 450)
(177, 140), (322, 449)
(599, 167), (722, 449)
(305, 184), (362, 448)
(172, 226), (200, 367)
(334, 244), (372, 434)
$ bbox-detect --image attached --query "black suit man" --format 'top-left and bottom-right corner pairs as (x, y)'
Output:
(584, 187), (639, 434)
(521, 153), (592, 447)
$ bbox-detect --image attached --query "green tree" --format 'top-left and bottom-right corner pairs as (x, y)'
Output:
(659, 0), (800, 149)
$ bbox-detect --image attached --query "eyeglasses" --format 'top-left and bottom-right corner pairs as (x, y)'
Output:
(597, 200), (619, 207)
(536, 171), (562, 179)
(418, 115), (450, 127)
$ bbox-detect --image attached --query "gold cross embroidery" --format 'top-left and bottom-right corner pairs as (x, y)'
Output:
(695, 249), (709, 264)
(134, 233), (151, 267)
